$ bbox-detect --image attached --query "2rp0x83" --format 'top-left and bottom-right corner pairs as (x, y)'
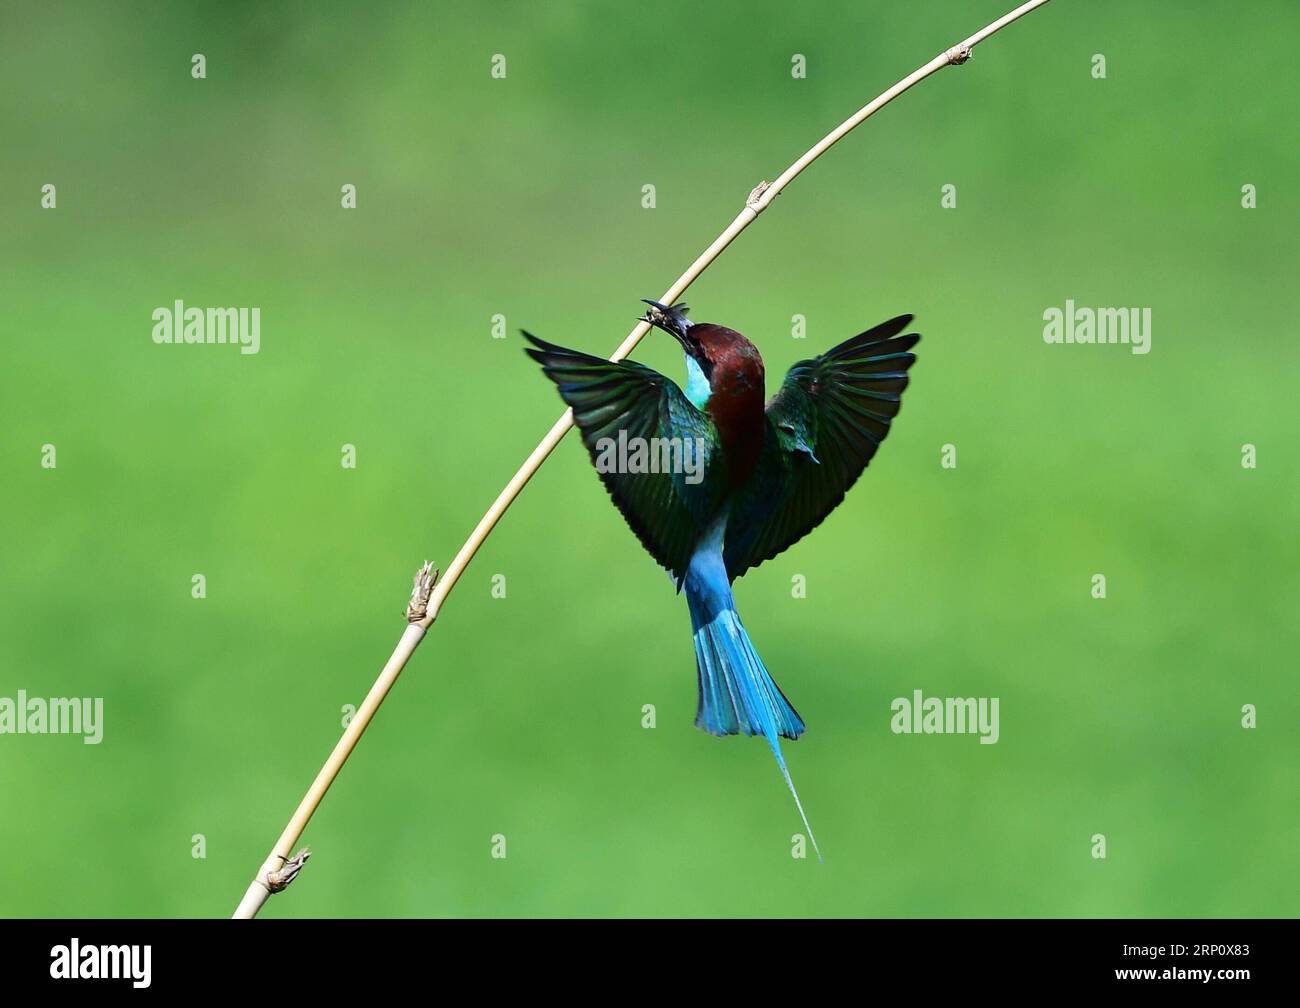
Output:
(1121, 944), (1251, 959)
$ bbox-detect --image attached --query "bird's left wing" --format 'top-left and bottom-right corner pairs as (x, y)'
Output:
(524, 333), (721, 583)
(723, 315), (919, 580)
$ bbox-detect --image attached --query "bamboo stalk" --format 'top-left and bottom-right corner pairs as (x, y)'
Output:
(232, 0), (1054, 919)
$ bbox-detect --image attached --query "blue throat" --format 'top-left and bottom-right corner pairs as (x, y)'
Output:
(683, 353), (711, 410)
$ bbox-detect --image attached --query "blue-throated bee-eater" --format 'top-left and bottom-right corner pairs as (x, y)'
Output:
(526, 301), (919, 857)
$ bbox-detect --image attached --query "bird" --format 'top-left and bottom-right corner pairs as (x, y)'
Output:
(525, 300), (919, 858)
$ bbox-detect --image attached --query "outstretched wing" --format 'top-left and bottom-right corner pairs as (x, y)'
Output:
(524, 333), (722, 582)
(723, 315), (919, 580)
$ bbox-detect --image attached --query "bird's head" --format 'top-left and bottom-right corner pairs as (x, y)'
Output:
(641, 298), (713, 373)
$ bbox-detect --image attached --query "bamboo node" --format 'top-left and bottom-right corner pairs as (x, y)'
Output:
(266, 848), (311, 893)
(406, 561), (440, 622)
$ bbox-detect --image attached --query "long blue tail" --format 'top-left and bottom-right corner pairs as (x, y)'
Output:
(684, 541), (822, 861)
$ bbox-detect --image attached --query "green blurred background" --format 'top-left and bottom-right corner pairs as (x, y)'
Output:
(2, 0), (1296, 918)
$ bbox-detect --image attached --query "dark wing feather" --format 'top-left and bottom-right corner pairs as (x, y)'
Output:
(524, 333), (720, 582)
(723, 315), (919, 580)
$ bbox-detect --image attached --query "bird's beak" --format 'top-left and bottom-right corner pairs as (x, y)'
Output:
(640, 299), (691, 347)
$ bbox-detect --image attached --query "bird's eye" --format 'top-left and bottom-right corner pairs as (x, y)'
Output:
(779, 424), (795, 434)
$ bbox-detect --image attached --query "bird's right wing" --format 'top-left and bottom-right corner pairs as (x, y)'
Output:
(525, 333), (722, 583)
(723, 315), (920, 580)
